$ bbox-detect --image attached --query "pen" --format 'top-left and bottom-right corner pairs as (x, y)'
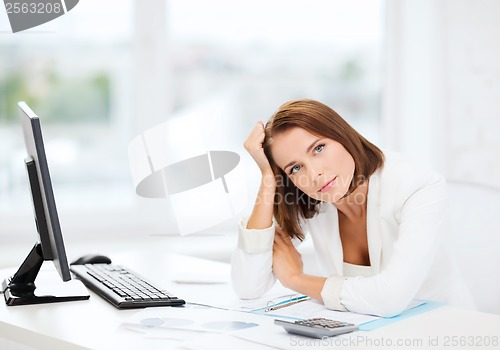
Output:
(265, 296), (311, 312)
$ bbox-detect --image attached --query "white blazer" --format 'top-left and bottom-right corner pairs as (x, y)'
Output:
(231, 151), (474, 317)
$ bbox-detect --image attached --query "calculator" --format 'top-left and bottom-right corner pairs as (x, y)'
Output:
(274, 317), (358, 338)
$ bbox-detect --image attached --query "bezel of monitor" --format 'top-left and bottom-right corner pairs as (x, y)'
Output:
(19, 101), (72, 281)
(1, 101), (89, 306)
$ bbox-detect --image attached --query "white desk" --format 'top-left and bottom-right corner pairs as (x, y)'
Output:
(1, 252), (500, 350)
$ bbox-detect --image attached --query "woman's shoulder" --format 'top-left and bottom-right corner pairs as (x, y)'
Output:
(374, 150), (446, 199)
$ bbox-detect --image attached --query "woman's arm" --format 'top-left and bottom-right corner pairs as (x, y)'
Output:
(271, 171), (447, 317)
(272, 227), (326, 300)
(246, 172), (276, 229)
(325, 173), (448, 317)
(243, 121), (276, 229)
(231, 122), (278, 299)
(230, 182), (277, 299)
(231, 236), (276, 299)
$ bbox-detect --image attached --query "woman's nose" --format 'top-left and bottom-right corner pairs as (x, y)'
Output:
(307, 163), (323, 181)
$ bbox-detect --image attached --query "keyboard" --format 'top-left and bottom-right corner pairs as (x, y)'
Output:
(70, 264), (185, 309)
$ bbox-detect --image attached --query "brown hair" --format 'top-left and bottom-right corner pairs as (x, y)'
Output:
(263, 99), (384, 240)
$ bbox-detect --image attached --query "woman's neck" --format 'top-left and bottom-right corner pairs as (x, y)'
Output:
(334, 180), (369, 221)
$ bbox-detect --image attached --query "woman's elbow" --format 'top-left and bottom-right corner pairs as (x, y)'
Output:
(368, 296), (413, 318)
(375, 305), (406, 318)
(230, 250), (275, 299)
(327, 301), (405, 318)
(342, 290), (412, 318)
(231, 269), (279, 300)
(230, 273), (271, 300)
(232, 284), (263, 300)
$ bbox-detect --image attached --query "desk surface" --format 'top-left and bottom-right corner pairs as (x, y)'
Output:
(1, 252), (500, 350)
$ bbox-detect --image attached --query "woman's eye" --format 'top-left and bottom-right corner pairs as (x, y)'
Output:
(314, 144), (324, 153)
(290, 164), (302, 174)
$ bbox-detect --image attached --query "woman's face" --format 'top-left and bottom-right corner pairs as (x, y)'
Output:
(271, 127), (355, 203)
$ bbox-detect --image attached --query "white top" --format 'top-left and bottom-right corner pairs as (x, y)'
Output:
(343, 262), (373, 278)
(231, 151), (475, 317)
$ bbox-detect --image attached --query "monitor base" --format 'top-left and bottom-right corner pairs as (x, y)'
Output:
(2, 273), (90, 306)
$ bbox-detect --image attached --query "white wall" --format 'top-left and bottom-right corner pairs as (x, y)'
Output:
(384, 0), (500, 187)
(441, 0), (500, 185)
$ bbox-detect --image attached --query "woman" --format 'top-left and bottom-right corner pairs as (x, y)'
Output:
(231, 99), (472, 317)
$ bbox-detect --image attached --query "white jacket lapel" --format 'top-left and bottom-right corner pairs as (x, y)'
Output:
(367, 170), (382, 273)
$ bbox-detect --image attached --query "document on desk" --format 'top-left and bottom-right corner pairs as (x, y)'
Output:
(172, 279), (302, 312)
(121, 304), (349, 350)
(231, 300), (432, 350)
(254, 298), (427, 327)
(255, 298), (380, 325)
(120, 297), (430, 350)
(122, 304), (268, 337)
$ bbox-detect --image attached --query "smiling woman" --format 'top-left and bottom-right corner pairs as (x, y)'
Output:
(231, 99), (474, 318)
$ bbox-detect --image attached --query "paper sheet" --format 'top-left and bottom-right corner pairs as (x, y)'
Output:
(255, 299), (426, 325)
(232, 315), (357, 350)
(172, 280), (301, 312)
(122, 304), (267, 337)
(258, 299), (380, 324)
(122, 304), (345, 350)
(121, 298), (434, 350)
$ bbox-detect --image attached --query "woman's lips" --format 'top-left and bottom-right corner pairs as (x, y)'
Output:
(319, 176), (337, 192)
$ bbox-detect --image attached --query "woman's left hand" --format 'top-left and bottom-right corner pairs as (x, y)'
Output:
(272, 227), (304, 289)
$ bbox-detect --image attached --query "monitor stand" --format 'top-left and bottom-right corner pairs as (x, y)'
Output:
(2, 243), (90, 306)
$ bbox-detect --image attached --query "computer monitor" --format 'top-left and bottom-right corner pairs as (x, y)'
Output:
(1, 102), (89, 306)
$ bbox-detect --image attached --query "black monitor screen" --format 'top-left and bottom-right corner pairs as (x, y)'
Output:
(18, 101), (72, 281)
(1, 102), (89, 306)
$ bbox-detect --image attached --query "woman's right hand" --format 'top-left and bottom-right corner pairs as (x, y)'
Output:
(243, 121), (273, 175)
(244, 121), (276, 230)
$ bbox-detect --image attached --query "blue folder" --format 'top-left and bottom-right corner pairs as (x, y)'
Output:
(358, 301), (444, 331)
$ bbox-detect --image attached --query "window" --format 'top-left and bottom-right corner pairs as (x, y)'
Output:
(166, 0), (385, 229)
(0, 0), (384, 239)
(0, 1), (134, 237)
(167, 0), (384, 141)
